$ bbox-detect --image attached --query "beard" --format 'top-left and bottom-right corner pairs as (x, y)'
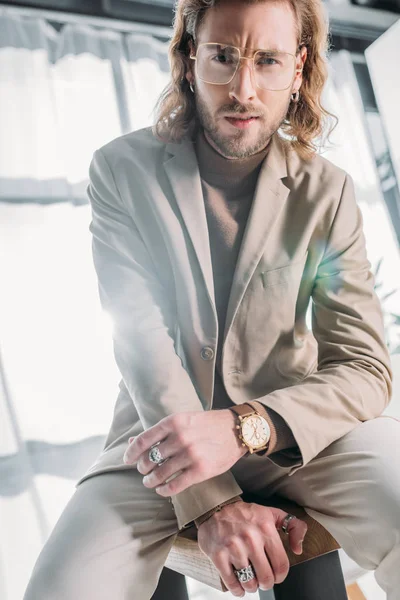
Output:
(194, 91), (291, 159)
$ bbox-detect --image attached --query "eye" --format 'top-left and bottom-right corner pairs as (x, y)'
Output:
(259, 57), (278, 65)
(255, 52), (284, 67)
(211, 52), (234, 64)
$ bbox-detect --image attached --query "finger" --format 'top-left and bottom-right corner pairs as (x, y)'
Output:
(232, 559), (259, 596)
(136, 437), (181, 475)
(290, 520), (308, 555)
(142, 452), (190, 490)
(124, 420), (170, 464)
(154, 465), (199, 497)
(248, 543), (276, 590)
(123, 438), (139, 465)
(228, 541), (259, 595)
(278, 514), (308, 555)
(261, 533), (289, 587)
(215, 554), (251, 598)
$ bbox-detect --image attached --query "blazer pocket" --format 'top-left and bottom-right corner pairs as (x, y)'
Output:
(260, 252), (308, 289)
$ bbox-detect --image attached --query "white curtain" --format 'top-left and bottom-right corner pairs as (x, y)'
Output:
(321, 50), (400, 356)
(366, 19), (400, 195)
(0, 8), (399, 600)
(319, 52), (400, 597)
(0, 9), (170, 600)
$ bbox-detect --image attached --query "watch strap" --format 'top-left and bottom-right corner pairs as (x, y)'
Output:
(228, 402), (259, 419)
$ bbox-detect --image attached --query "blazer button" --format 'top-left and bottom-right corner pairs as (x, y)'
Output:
(200, 346), (214, 361)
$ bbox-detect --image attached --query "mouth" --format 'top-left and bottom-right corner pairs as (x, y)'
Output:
(224, 115), (260, 129)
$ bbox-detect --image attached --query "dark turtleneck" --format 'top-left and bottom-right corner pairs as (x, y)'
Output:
(195, 127), (270, 371)
(193, 128), (299, 528)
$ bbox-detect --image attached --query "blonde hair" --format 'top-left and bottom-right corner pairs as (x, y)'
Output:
(153, 0), (338, 160)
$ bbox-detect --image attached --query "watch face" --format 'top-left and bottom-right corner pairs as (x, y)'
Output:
(242, 415), (270, 447)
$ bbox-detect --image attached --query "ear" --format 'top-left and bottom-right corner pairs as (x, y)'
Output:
(293, 45), (307, 92)
(185, 39), (195, 86)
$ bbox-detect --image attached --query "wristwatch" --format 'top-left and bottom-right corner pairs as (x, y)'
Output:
(228, 403), (271, 454)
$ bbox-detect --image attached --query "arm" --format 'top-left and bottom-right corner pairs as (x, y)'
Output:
(88, 147), (242, 530)
(247, 402), (298, 456)
(193, 405), (296, 529)
(249, 173), (393, 472)
(195, 172), (393, 527)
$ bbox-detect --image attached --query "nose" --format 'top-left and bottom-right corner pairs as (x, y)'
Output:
(229, 59), (257, 103)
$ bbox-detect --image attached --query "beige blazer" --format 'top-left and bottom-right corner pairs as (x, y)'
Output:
(76, 126), (393, 530)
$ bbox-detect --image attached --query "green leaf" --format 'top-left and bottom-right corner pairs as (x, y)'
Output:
(381, 289), (397, 302)
(374, 257), (384, 279)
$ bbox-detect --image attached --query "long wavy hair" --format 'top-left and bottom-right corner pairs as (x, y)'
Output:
(153, 0), (338, 160)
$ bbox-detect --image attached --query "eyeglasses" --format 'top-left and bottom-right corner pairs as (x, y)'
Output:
(190, 43), (302, 92)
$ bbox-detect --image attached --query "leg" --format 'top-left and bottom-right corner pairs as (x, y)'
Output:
(267, 416), (400, 600)
(150, 568), (189, 600)
(272, 550), (347, 600)
(23, 469), (180, 600)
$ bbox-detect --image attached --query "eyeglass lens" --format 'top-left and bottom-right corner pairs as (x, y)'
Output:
(195, 44), (296, 91)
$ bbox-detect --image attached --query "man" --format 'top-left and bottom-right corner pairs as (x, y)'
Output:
(24, 0), (399, 599)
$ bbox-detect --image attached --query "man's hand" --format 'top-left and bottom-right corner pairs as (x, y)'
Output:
(197, 501), (307, 597)
(123, 409), (247, 496)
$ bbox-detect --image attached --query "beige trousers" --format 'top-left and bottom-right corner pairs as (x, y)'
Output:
(23, 415), (400, 600)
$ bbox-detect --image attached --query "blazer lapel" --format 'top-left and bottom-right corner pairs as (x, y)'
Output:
(163, 130), (290, 357)
(222, 133), (290, 348)
(163, 136), (216, 310)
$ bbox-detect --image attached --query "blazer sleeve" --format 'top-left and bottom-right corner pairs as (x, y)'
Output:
(87, 148), (243, 530)
(257, 172), (393, 473)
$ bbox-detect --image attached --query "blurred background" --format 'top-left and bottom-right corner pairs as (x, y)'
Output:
(0, 0), (399, 598)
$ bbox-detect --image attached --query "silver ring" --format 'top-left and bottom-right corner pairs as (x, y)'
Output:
(281, 513), (297, 534)
(148, 443), (166, 466)
(234, 564), (255, 583)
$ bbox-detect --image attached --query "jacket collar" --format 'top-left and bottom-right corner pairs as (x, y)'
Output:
(163, 128), (291, 349)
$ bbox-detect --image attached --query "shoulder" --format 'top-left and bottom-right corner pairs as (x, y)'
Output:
(286, 142), (348, 191)
(93, 126), (167, 170)
(282, 140), (352, 217)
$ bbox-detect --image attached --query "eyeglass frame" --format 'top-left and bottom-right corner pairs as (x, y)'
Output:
(189, 42), (304, 92)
